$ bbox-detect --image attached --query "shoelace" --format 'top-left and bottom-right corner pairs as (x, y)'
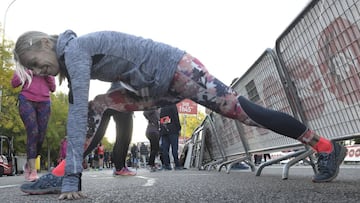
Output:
(317, 153), (331, 173)
(34, 174), (59, 188)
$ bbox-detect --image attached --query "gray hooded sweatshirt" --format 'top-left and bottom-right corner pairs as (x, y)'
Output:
(55, 30), (184, 192)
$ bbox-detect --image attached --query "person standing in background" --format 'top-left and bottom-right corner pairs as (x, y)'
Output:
(11, 70), (56, 181)
(143, 109), (161, 172)
(103, 150), (110, 168)
(130, 144), (139, 168)
(160, 104), (182, 170)
(93, 148), (99, 170)
(97, 143), (105, 170)
(86, 82), (135, 175)
(139, 142), (149, 168)
(58, 136), (67, 166)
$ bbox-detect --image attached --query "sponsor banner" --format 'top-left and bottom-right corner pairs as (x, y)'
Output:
(345, 145), (360, 162)
(177, 99), (197, 115)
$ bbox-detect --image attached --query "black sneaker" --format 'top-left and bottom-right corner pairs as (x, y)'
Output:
(149, 166), (157, 172)
(20, 173), (63, 194)
(312, 141), (347, 183)
(163, 165), (172, 171)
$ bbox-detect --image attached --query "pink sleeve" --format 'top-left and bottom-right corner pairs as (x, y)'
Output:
(46, 76), (57, 92)
(11, 73), (21, 88)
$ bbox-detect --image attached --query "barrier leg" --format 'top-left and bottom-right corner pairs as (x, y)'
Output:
(184, 144), (193, 169)
(243, 159), (256, 172)
(282, 149), (314, 180)
(203, 159), (224, 171)
(226, 157), (251, 174)
(255, 150), (305, 176)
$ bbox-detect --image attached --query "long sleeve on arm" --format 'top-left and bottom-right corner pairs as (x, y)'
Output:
(11, 73), (22, 88)
(46, 76), (57, 92)
(62, 51), (91, 193)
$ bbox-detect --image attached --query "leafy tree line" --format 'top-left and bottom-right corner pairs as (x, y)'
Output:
(179, 111), (206, 140)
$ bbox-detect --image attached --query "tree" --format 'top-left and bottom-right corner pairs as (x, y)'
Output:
(0, 25), (25, 149)
(179, 111), (206, 139)
(101, 137), (114, 152)
(42, 92), (69, 168)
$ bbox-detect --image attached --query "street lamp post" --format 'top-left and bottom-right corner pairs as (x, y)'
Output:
(2, 0), (17, 47)
(1, 0), (17, 112)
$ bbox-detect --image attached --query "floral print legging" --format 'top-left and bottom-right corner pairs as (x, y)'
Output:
(93, 53), (308, 141)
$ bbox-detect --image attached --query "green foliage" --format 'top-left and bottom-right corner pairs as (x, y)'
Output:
(179, 111), (206, 139)
(0, 31), (26, 153)
(40, 92), (69, 165)
(102, 137), (114, 151)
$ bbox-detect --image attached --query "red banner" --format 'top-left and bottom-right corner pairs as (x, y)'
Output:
(176, 99), (197, 115)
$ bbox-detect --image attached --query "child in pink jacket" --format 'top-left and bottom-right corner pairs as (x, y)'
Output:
(11, 70), (56, 181)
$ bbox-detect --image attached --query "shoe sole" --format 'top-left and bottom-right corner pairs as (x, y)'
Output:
(113, 172), (137, 176)
(113, 174), (137, 176)
(25, 178), (39, 182)
(21, 188), (61, 195)
(312, 144), (347, 183)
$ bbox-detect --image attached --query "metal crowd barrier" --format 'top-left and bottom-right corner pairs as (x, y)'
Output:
(188, 0), (360, 179)
(276, 0), (360, 141)
(231, 49), (315, 178)
(190, 115), (225, 170)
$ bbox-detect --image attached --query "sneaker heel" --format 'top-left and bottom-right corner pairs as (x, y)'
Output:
(78, 173), (82, 191)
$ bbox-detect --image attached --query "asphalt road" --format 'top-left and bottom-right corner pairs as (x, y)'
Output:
(0, 164), (359, 203)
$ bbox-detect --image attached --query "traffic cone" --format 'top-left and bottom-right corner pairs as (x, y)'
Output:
(52, 159), (65, 177)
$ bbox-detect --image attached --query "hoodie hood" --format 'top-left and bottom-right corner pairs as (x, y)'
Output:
(55, 30), (77, 104)
(56, 30), (77, 60)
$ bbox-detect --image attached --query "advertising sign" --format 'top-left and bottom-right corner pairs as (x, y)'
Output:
(177, 99), (197, 114)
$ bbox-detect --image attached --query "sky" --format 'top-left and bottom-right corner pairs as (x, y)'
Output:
(0, 0), (310, 143)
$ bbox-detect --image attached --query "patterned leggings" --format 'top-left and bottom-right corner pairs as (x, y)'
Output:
(18, 94), (51, 159)
(93, 53), (308, 140)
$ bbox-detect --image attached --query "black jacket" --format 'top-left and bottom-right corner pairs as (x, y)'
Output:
(159, 104), (181, 136)
(139, 143), (148, 155)
(143, 110), (160, 136)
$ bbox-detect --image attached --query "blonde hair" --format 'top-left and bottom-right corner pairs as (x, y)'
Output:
(14, 64), (33, 88)
(13, 31), (59, 85)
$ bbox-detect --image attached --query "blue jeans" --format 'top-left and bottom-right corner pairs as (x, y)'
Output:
(161, 133), (180, 167)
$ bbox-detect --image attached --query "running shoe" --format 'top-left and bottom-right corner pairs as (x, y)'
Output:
(312, 141), (347, 182)
(113, 167), (136, 176)
(23, 163), (30, 181)
(20, 173), (63, 194)
(27, 169), (39, 182)
(149, 166), (157, 172)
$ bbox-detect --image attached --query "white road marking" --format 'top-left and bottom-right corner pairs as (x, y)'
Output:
(0, 184), (19, 189)
(136, 175), (156, 187)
